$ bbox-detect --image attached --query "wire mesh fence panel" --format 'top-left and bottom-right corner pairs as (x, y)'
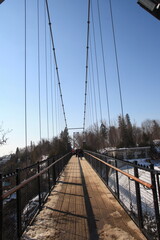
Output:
(140, 167), (159, 240)
(20, 164), (39, 233)
(116, 161), (137, 215)
(2, 173), (17, 240)
(135, 166), (159, 239)
(39, 160), (49, 202)
(47, 158), (53, 191)
(107, 159), (117, 193)
(21, 178), (39, 233)
(141, 187), (158, 239)
(2, 195), (17, 240)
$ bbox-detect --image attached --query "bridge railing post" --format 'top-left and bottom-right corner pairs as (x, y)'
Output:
(150, 164), (160, 239)
(134, 161), (143, 229)
(156, 173), (160, 202)
(47, 159), (51, 193)
(100, 160), (103, 177)
(57, 159), (59, 176)
(115, 160), (119, 199)
(52, 163), (56, 186)
(90, 155), (93, 167)
(37, 161), (41, 209)
(51, 157), (55, 187)
(94, 154), (97, 170)
(16, 168), (22, 240)
(0, 173), (3, 240)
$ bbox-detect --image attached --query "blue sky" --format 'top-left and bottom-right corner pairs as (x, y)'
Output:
(0, 0), (160, 156)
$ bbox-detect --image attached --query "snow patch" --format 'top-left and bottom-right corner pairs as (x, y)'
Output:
(99, 224), (135, 240)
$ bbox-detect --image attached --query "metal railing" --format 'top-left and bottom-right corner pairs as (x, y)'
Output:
(84, 151), (160, 240)
(0, 152), (72, 240)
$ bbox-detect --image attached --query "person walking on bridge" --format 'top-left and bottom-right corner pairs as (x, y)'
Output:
(78, 149), (84, 160)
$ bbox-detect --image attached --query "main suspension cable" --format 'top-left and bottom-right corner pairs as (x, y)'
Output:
(45, 0), (68, 130)
(97, 0), (111, 127)
(83, 0), (91, 134)
(109, 0), (124, 117)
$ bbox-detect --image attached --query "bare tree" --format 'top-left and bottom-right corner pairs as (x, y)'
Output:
(0, 125), (11, 145)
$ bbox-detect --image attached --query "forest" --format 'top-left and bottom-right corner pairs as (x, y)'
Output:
(1, 114), (160, 174)
(74, 114), (160, 151)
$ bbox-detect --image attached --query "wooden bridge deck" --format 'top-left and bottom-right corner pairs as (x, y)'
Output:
(22, 156), (146, 240)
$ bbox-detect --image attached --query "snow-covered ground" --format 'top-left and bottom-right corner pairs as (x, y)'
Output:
(0, 155), (11, 164)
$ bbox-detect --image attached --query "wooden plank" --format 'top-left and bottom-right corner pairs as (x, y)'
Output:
(80, 159), (146, 240)
(22, 156), (147, 240)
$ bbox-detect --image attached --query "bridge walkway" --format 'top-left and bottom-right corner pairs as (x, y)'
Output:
(22, 156), (146, 240)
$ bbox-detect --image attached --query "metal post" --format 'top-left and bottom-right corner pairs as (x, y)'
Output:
(102, 157), (105, 180)
(60, 158), (63, 173)
(150, 164), (160, 239)
(37, 161), (41, 209)
(106, 164), (109, 185)
(134, 161), (143, 229)
(51, 157), (54, 188)
(61, 158), (64, 172)
(57, 161), (59, 176)
(156, 173), (160, 201)
(48, 159), (51, 193)
(52, 163), (56, 186)
(115, 160), (119, 199)
(89, 155), (92, 167)
(100, 161), (103, 177)
(94, 157), (96, 171)
(0, 173), (3, 240)
(16, 169), (22, 240)
(98, 160), (100, 175)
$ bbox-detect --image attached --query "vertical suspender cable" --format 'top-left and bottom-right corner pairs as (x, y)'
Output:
(37, 0), (42, 142)
(88, 67), (95, 125)
(54, 67), (58, 136)
(109, 0), (124, 118)
(50, 39), (54, 138)
(89, 38), (98, 124)
(44, 1), (50, 139)
(83, 0), (91, 135)
(45, 0), (68, 130)
(24, 0), (28, 154)
(97, 0), (111, 127)
(91, 2), (103, 123)
(57, 85), (60, 135)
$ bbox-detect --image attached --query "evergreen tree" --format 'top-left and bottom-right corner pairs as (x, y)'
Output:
(109, 126), (118, 147)
(125, 113), (135, 147)
(118, 115), (128, 147)
(100, 122), (108, 149)
(152, 120), (160, 139)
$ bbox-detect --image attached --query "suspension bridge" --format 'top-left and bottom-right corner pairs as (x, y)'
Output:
(0, 0), (160, 240)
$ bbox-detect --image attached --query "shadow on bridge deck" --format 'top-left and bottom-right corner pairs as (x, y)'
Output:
(22, 156), (146, 240)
